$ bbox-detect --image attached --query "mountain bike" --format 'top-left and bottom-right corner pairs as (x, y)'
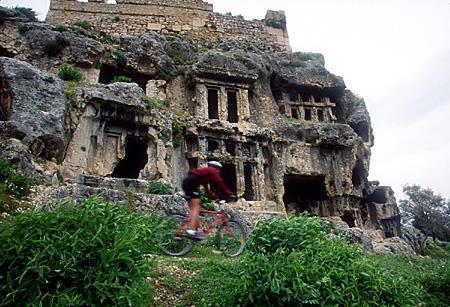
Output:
(156, 201), (247, 257)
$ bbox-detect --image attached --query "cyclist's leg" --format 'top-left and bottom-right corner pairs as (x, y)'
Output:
(182, 175), (202, 232)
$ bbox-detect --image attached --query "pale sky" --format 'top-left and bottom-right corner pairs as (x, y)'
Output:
(1, 0), (450, 200)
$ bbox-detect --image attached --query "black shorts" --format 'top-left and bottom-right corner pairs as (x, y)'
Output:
(182, 175), (200, 200)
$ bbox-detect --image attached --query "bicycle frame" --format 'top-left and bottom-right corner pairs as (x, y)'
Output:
(174, 209), (230, 238)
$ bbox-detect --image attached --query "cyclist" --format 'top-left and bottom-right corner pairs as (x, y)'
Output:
(182, 161), (237, 239)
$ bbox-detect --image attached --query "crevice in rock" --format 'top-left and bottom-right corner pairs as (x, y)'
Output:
(0, 77), (12, 121)
(341, 210), (356, 227)
(350, 122), (370, 143)
(0, 47), (14, 58)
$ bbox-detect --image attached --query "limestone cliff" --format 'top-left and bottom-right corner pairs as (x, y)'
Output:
(0, 4), (401, 246)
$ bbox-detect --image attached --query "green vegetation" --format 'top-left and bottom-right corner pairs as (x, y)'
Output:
(53, 24), (68, 32)
(114, 49), (128, 68)
(199, 187), (215, 211)
(144, 96), (170, 110)
(0, 157), (34, 216)
(1, 194), (449, 305)
(0, 198), (161, 306)
(17, 24), (31, 35)
(148, 181), (173, 195)
(73, 20), (93, 31)
(111, 75), (132, 83)
(43, 35), (70, 57)
(400, 184), (450, 241)
(171, 120), (184, 148)
(165, 46), (184, 64)
(58, 64), (83, 82)
(13, 6), (38, 22)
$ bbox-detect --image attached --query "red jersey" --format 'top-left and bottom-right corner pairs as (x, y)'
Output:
(188, 166), (233, 197)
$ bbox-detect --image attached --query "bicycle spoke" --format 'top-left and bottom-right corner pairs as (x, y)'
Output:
(156, 214), (193, 256)
(216, 220), (247, 257)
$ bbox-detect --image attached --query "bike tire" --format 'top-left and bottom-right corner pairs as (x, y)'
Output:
(156, 214), (193, 257)
(216, 220), (247, 257)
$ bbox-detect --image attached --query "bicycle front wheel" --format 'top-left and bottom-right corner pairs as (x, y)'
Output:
(216, 220), (247, 257)
(156, 214), (193, 256)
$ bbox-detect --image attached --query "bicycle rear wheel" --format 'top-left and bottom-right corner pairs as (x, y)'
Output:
(216, 220), (247, 257)
(156, 214), (193, 256)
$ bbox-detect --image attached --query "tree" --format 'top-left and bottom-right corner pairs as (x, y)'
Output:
(13, 7), (38, 22)
(400, 184), (450, 241)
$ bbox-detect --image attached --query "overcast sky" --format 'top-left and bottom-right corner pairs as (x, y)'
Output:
(2, 0), (450, 199)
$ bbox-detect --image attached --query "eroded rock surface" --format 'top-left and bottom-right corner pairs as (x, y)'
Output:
(0, 3), (408, 252)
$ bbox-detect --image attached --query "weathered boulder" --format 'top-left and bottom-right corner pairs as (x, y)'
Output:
(373, 237), (415, 255)
(0, 57), (67, 160)
(82, 82), (148, 110)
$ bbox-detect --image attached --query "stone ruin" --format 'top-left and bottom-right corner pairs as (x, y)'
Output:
(0, 2), (405, 252)
(46, 0), (291, 52)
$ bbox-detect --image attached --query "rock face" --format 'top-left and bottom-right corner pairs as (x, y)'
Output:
(0, 57), (67, 160)
(0, 3), (405, 249)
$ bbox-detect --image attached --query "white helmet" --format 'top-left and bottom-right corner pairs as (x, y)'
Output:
(207, 161), (223, 169)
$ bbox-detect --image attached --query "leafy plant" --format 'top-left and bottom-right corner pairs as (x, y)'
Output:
(114, 49), (128, 68)
(148, 181), (173, 195)
(111, 75), (132, 83)
(165, 46), (184, 64)
(43, 35), (70, 57)
(73, 20), (92, 31)
(14, 6), (38, 22)
(17, 24), (31, 35)
(199, 187), (215, 211)
(0, 197), (160, 306)
(144, 96), (170, 110)
(58, 64), (83, 82)
(190, 215), (423, 306)
(172, 120), (184, 148)
(53, 24), (68, 32)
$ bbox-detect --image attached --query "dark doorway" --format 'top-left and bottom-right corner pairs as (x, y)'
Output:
(291, 107), (299, 119)
(226, 90), (238, 123)
(112, 135), (148, 179)
(185, 135), (199, 152)
(98, 65), (152, 91)
(317, 109), (324, 122)
(207, 139), (219, 152)
(304, 108), (312, 121)
(283, 175), (327, 213)
(207, 88), (219, 119)
(225, 140), (236, 156)
(222, 163), (237, 195)
(243, 163), (255, 200)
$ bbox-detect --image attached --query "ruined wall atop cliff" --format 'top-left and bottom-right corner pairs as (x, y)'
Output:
(46, 0), (290, 52)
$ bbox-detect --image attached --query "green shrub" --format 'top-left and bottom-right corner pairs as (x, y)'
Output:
(114, 49), (128, 68)
(193, 215), (423, 306)
(17, 24), (31, 35)
(165, 46), (184, 64)
(58, 64), (83, 82)
(422, 260), (450, 306)
(144, 96), (170, 110)
(14, 6), (38, 22)
(0, 197), (160, 306)
(148, 181), (173, 195)
(53, 24), (68, 32)
(43, 35), (70, 57)
(111, 75), (133, 83)
(74, 20), (92, 31)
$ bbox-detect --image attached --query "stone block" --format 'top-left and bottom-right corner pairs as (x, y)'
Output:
(147, 22), (162, 31)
